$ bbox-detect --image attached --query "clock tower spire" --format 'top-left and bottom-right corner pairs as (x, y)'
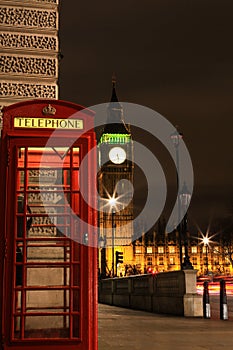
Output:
(103, 74), (130, 135)
(98, 77), (134, 277)
(111, 73), (118, 102)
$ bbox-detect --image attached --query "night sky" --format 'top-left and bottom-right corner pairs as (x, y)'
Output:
(59, 0), (233, 233)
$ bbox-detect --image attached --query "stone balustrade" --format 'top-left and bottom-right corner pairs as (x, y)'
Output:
(98, 270), (203, 317)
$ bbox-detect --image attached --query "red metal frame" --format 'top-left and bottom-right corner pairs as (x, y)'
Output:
(0, 100), (97, 350)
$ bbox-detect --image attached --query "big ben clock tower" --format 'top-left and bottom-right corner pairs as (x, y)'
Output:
(98, 76), (134, 277)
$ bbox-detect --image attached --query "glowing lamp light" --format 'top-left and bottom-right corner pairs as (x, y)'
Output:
(108, 197), (117, 208)
(203, 237), (209, 246)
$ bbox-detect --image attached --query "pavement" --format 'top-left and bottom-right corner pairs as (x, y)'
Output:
(210, 295), (233, 320)
(98, 303), (233, 350)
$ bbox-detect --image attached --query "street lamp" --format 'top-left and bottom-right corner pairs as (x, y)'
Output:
(202, 236), (209, 275)
(108, 196), (117, 277)
(111, 207), (116, 277)
(170, 127), (183, 269)
(180, 182), (193, 270)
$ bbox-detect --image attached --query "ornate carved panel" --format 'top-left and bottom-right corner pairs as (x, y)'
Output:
(0, 55), (57, 76)
(0, 32), (58, 51)
(3, 0), (59, 3)
(0, 7), (57, 29)
(34, 0), (58, 3)
(0, 82), (57, 98)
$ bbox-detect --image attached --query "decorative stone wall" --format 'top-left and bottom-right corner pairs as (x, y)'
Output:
(0, 1), (59, 106)
(0, 32), (58, 51)
(0, 81), (57, 99)
(12, 0), (58, 3)
(34, 0), (58, 3)
(0, 55), (57, 76)
(0, 7), (57, 29)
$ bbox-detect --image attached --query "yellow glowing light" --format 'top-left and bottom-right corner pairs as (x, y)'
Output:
(100, 183), (132, 215)
(108, 197), (117, 207)
(203, 237), (209, 246)
(196, 223), (218, 247)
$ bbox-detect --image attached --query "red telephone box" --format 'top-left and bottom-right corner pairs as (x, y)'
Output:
(0, 100), (97, 350)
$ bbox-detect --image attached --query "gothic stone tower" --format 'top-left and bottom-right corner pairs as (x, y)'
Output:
(0, 0), (59, 110)
(98, 78), (134, 277)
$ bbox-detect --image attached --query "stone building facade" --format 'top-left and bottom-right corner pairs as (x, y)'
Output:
(0, 0), (59, 109)
(130, 229), (233, 277)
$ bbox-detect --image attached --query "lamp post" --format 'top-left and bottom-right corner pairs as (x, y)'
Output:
(170, 128), (183, 269)
(99, 236), (106, 279)
(203, 236), (209, 275)
(108, 197), (117, 277)
(180, 182), (193, 270)
(111, 207), (116, 277)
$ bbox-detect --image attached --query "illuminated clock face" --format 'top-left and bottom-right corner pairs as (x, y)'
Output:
(109, 147), (126, 164)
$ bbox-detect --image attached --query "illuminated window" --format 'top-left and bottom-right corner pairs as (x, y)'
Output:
(169, 246), (175, 254)
(158, 246), (164, 254)
(192, 257), (197, 265)
(203, 246), (208, 253)
(147, 257), (152, 266)
(158, 256), (164, 265)
(135, 247), (142, 254)
(191, 246), (197, 254)
(147, 247), (153, 254)
(169, 257), (175, 265)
